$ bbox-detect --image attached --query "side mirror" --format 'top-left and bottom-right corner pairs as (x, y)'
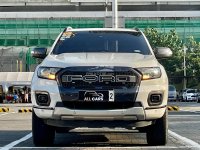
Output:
(31, 48), (47, 59)
(154, 47), (172, 59)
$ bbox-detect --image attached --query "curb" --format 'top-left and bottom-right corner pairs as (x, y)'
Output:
(168, 106), (179, 111)
(0, 107), (9, 112)
(18, 108), (32, 113)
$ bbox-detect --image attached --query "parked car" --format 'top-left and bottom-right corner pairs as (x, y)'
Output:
(197, 92), (200, 103)
(168, 85), (177, 101)
(182, 89), (198, 102)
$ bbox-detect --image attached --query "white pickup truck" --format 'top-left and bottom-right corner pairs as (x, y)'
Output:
(31, 28), (172, 146)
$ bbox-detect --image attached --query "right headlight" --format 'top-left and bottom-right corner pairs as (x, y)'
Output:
(137, 67), (161, 80)
(37, 67), (61, 80)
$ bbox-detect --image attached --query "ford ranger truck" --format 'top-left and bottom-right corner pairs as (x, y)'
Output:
(31, 28), (172, 146)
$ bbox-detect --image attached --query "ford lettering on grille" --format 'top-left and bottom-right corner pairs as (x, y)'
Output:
(62, 75), (136, 83)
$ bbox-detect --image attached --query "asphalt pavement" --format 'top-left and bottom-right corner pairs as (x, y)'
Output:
(0, 102), (200, 150)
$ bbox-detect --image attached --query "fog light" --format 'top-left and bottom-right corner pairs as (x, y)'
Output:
(35, 92), (50, 106)
(148, 92), (163, 106)
(151, 94), (161, 103)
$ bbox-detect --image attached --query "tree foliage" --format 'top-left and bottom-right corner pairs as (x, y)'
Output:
(144, 28), (183, 77)
(144, 28), (200, 88)
(185, 36), (200, 77)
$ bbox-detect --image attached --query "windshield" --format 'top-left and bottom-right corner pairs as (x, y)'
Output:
(169, 85), (176, 91)
(187, 90), (197, 93)
(52, 31), (151, 55)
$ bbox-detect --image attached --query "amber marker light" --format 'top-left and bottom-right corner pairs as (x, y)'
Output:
(48, 74), (56, 80)
(137, 67), (161, 80)
(37, 67), (61, 80)
(142, 74), (151, 80)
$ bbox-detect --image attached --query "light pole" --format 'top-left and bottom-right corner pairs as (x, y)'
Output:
(105, 0), (108, 16)
(112, 0), (118, 28)
(183, 46), (187, 89)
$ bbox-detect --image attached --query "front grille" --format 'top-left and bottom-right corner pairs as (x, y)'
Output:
(57, 67), (141, 108)
(191, 95), (197, 97)
(57, 67), (140, 89)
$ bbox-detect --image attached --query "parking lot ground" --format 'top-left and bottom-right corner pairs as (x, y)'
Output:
(0, 103), (200, 149)
(168, 101), (200, 112)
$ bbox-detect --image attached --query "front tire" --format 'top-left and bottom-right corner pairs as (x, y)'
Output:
(146, 110), (168, 146)
(32, 110), (55, 146)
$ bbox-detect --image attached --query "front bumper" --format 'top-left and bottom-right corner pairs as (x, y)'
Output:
(32, 66), (168, 125)
(33, 104), (166, 122)
(168, 96), (176, 101)
(186, 96), (197, 101)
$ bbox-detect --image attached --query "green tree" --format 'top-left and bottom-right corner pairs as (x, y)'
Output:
(144, 28), (200, 88)
(144, 28), (184, 77)
(185, 36), (200, 77)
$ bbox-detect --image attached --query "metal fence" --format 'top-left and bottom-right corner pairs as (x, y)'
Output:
(0, 47), (37, 72)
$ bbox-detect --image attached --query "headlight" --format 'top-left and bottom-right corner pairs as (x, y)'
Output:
(37, 67), (61, 80)
(137, 67), (161, 80)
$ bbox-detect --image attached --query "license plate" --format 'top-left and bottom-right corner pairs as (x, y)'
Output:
(79, 90), (114, 102)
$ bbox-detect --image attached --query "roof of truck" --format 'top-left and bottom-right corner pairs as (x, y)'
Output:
(64, 27), (140, 32)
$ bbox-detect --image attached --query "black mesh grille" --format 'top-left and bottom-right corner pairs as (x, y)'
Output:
(57, 67), (141, 109)
(58, 69), (138, 89)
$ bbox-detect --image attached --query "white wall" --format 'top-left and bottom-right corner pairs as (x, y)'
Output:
(0, 72), (33, 82)
(0, 0), (200, 6)
(0, 11), (200, 19)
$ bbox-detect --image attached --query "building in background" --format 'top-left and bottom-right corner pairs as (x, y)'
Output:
(0, 0), (200, 72)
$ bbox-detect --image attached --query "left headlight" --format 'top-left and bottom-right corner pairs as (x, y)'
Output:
(137, 67), (161, 80)
(37, 67), (61, 80)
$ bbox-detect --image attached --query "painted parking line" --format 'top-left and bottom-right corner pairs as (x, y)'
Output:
(182, 110), (200, 114)
(0, 133), (32, 150)
(169, 121), (200, 124)
(169, 114), (200, 117)
(0, 130), (199, 149)
(169, 130), (200, 148)
(0, 128), (200, 150)
(0, 112), (17, 117)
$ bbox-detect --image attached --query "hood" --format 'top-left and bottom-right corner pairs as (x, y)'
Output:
(41, 53), (159, 68)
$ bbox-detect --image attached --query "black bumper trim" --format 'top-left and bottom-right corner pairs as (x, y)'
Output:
(46, 119), (152, 128)
(55, 101), (142, 110)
